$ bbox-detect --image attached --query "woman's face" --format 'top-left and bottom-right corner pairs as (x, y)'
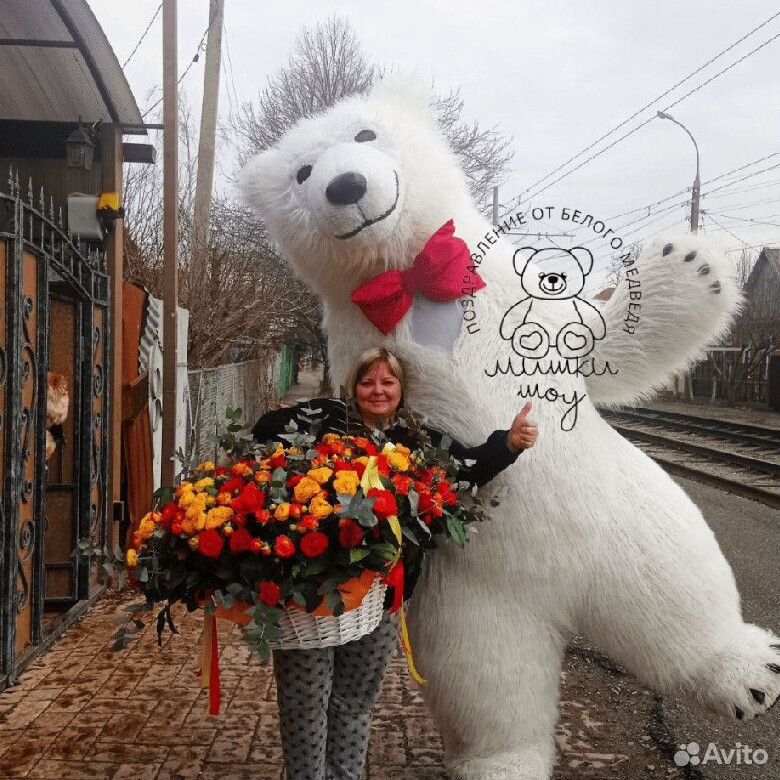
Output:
(355, 361), (402, 420)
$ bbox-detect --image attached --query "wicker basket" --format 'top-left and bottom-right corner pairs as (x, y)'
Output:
(270, 577), (387, 650)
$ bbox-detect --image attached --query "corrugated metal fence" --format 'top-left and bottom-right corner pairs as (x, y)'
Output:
(187, 349), (294, 465)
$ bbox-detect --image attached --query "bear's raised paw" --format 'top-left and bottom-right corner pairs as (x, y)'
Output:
(661, 243), (723, 295)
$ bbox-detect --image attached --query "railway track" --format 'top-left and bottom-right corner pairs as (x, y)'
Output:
(601, 406), (780, 508)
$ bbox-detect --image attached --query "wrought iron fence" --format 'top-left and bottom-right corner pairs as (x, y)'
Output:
(0, 170), (109, 687)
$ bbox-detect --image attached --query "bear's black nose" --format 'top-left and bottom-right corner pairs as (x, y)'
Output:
(547, 275), (560, 285)
(326, 172), (367, 205)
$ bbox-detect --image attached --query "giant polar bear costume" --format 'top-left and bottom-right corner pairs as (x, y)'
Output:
(241, 80), (780, 779)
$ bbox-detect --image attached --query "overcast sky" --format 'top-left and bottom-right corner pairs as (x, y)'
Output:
(95, 0), (780, 286)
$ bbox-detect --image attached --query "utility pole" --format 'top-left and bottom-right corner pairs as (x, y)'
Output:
(161, 0), (178, 487)
(492, 185), (499, 226)
(193, 0), (224, 257)
(657, 111), (700, 232)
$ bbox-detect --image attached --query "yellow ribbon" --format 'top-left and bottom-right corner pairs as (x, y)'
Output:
(362, 454), (425, 685)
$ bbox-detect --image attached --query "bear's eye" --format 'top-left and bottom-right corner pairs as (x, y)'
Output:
(539, 272), (545, 279)
(560, 273), (567, 279)
(355, 129), (376, 143)
(296, 165), (312, 184)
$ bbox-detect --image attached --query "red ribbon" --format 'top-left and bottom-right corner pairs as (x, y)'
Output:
(209, 613), (221, 716)
(351, 220), (485, 335)
(384, 559), (405, 614)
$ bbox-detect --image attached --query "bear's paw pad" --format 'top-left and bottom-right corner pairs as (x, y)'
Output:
(697, 629), (780, 722)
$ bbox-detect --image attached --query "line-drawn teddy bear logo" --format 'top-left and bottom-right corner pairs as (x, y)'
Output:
(499, 246), (607, 360)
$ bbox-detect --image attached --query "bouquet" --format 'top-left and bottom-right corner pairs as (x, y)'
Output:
(120, 405), (493, 712)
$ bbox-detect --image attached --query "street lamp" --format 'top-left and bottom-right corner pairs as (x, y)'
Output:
(657, 110), (700, 232)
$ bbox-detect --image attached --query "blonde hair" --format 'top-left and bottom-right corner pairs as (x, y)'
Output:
(348, 347), (405, 399)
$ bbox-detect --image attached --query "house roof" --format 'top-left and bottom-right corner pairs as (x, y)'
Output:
(0, 0), (145, 131)
(745, 247), (780, 292)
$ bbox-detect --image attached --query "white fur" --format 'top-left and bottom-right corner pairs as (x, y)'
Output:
(240, 79), (780, 779)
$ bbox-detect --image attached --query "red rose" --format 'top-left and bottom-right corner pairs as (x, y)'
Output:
(255, 509), (271, 524)
(299, 514), (319, 531)
(338, 518), (364, 549)
(228, 526), (253, 554)
(391, 474), (413, 495)
(215, 466), (228, 476)
(286, 474), (304, 488)
(231, 482), (266, 515)
(418, 491), (443, 518)
(363, 441), (378, 456)
(441, 490), (457, 506)
(300, 531), (329, 558)
(273, 535), (296, 558)
(171, 521), (182, 535)
(376, 454), (389, 476)
(268, 452), (286, 469)
(161, 502), (178, 527)
(437, 480), (451, 494)
(314, 443), (330, 458)
(366, 488), (397, 519)
(221, 476), (244, 495)
(197, 528), (224, 559)
(258, 581), (281, 606)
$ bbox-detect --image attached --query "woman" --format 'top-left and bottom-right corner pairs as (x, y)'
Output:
(251, 347), (538, 780)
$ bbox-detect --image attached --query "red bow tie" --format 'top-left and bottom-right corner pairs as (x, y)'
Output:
(350, 220), (486, 335)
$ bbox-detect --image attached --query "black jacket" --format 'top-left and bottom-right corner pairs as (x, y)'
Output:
(250, 397), (521, 487)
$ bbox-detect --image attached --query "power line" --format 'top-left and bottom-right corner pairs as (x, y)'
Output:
(702, 212), (749, 244)
(519, 32), (780, 208)
(605, 152), (780, 221)
(497, 27), (780, 221)
(704, 211), (780, 228)
(513, 9), (780, 206)
(141, 24), (210, 119)
(122, 2), (163, 69)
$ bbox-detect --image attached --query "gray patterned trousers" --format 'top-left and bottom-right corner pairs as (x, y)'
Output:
(272, 612), (398, 780)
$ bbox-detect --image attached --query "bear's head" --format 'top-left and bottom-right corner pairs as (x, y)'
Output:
(513, 246), (593, 300)
(239, 79), (474, 295)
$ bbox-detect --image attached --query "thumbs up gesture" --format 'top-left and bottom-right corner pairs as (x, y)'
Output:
(506, 402), (538, 453)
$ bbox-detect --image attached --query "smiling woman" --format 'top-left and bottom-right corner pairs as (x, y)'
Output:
(249, 345), (538, 780)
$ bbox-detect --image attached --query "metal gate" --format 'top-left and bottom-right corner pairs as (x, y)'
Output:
(0, 171), (109, 686)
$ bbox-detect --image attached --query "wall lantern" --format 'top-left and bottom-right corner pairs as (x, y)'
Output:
(65, 123), (96, 171)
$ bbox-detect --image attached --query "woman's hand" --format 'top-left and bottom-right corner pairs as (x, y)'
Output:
(506, 402), (538, 453)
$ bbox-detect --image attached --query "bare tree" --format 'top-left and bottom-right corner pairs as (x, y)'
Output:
(228, 15), (513, 208)
(123, 98), (324, 370)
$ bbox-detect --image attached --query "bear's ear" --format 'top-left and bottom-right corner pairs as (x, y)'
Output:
(513, 246), (537, 276)
(370, 76), (433, 121)
(238, 148), (284, 213)
(570, 246), (594, 275)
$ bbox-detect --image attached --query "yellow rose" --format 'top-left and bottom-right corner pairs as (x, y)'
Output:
(175, 481), (193, 497)
(355, 456), (369, 465)
(294, 476), (321, 503)
(178, 490), (196, 509)
(333, 470), (360, 496)
(205, 506), (234, 530)
(387, 451), (410, 472)
(216, 491), (232, 506)
(255, 470), (271, 483)
(306, 467), (333, 485)
(201, 461), (215, 471)
(194, 477), (215, 492)
(125, 549), (138, 568)
(274, 503), (290, 521)
(322, 433), (341, 443)
(309, 495), (334, 519)
(393, 443), (411, 456)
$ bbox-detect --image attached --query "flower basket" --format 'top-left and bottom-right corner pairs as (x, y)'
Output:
(208, 570), (386, 648)
(120, 405), (492, 715)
